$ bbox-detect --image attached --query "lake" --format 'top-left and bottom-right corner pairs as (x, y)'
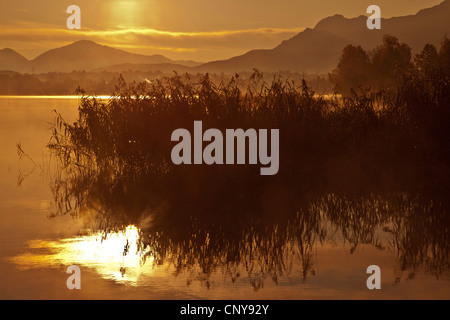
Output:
(0, 96), (448, 299)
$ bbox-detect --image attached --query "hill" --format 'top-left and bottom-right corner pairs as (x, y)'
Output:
(0, 40), (201, 74)
(197, 0), (450, 73)
(1, 1), (448, 75)
(0, 49), (30, 73)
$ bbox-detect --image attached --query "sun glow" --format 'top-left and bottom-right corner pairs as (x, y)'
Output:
(108, 0), (158, 29)
(110, 1), (139, 27)
(9, 225), (156, 285)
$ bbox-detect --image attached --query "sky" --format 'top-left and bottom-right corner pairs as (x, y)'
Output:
(0, 0), (444, 62)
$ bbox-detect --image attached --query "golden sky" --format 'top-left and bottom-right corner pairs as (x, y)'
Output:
(1, 0), (444, 62)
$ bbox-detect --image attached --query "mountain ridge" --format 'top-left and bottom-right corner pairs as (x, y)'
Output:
(31, 40), (173, 73)
(0, 40), (202, 74)
(1, 1), (449, 74)
(0, 48), (30, 73)
(197, 0), (450, 73)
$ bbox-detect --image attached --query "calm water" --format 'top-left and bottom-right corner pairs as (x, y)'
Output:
(0, 96), (448, 299)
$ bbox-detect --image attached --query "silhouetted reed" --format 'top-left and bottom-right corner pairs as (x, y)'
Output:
(46, 69), (449, 287)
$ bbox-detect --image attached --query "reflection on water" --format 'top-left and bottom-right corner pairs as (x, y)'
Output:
(9, 191), (449, 292)
(9, 225), (154, 286)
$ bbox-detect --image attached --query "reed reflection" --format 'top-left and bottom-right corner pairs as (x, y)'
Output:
(45, 151), (449, 288)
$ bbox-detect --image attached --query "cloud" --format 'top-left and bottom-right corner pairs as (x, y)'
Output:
(0, 26), (303, 61)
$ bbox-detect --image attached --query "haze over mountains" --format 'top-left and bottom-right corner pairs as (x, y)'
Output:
(1, 0), (449, 75)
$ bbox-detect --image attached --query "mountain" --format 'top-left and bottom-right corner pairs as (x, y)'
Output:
(197, 0), (450, 73)
(314, 0), (450, 52)
(0, 49), (30, 73)
(0, 40), (201, 74)
(31, 40), (176, 73)
(196, 28), (350, 74)
(1, 1), (448, 75)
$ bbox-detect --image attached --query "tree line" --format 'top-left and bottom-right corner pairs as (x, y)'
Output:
(329, 35), (450, 96)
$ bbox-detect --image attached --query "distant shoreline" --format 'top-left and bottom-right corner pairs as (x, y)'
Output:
(0, 95), (104, 99)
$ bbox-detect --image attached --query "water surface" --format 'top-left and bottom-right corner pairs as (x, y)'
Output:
(0, 96), (448, 299)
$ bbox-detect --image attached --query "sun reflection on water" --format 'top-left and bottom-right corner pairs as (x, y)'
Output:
(9, 225), (156, 285)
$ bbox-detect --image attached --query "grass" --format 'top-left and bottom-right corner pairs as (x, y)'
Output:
(48, 70), (449, 195)
(45, 70), (449, 285)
